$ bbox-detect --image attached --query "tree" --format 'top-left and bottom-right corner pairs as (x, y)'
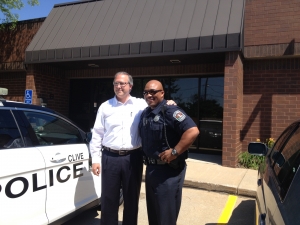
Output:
(0, 0), (39, 28)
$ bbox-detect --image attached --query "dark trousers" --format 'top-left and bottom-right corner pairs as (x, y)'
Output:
(101, 149), (143, 225)
(145, 163), (186, 225)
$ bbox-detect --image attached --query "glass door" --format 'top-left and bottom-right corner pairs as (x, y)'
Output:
(198, 77), (224, 151)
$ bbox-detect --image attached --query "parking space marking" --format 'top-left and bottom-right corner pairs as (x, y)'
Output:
(217, 195), (238, 224)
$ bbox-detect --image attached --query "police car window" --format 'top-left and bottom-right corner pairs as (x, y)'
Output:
(0, 110), (25, 149)
(273, 124), (300, 199)
(12, 110), (37, 147)
(24, 111), (83, 146)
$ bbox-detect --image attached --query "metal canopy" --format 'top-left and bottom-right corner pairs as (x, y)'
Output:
(25, 0), (245, 64)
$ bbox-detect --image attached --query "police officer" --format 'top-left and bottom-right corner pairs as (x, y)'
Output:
(139, 80), (199, 225)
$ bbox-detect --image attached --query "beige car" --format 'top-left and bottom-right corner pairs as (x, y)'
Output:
(248, 120), (300, 225)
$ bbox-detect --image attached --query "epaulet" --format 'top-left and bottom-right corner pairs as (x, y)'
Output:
(161, 104), (174, 115)
(163, 104), (176, 110)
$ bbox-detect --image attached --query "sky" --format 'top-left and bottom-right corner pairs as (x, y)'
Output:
(9, 0), (80, 21)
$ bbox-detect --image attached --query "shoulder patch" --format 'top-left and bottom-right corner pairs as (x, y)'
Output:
(173, 110), (186, 122)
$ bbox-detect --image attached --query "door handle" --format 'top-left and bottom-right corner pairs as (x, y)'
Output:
(257, 178), (262, 186)
(50, 153), (66, 163)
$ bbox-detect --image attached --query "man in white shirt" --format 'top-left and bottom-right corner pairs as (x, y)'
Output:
(89, 71), (147, 225)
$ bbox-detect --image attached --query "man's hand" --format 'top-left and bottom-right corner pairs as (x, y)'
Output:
(158, 149), (177, 163)
(166, 100), (177, 105)
(92, 163), (101, 176)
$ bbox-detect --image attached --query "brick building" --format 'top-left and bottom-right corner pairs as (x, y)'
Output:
(1, 0), (300, 167)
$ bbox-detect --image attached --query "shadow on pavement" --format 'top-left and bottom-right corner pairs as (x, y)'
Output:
(188, 151), (222, 165)
(227, 199), (255, 225)
(205, 199), (255, 225)
(62, 207), (100, 225)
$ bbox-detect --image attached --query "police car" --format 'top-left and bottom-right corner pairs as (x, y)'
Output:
(0, 88), (105, 224)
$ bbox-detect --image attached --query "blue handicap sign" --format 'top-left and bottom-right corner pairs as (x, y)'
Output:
(24, 89), (33, 104)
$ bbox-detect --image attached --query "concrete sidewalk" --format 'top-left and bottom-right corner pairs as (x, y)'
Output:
(143, 152), (258, 198)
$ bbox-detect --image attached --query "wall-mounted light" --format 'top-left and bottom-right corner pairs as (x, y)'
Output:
(170, 59), (181, 64)
(88, 63), (99, 68)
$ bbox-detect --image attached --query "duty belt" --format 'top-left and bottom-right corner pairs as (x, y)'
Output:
(144, 157), (167, 165)
(102, 146), (141, 156)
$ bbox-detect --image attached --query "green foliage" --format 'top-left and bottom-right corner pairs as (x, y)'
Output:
(265, 138), (275, 148)
(238, 151), (265, 170)
(0, 0), (39, 29)
(239, 137), (275, 169)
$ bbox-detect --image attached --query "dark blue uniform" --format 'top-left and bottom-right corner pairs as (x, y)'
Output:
(139, 99), (197, 225)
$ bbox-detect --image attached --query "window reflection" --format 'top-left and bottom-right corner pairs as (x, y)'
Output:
(168, 77), (224, 151)
(199, 77), (223, 151)
(199, 77), (224, 120)
(170, 78), (198, 119)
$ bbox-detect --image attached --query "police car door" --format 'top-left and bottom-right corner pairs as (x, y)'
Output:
(23, 111), (100, 224)
(0, 109), (48, 225)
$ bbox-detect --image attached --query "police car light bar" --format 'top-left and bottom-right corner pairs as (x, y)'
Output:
(0, 88), (8, 95)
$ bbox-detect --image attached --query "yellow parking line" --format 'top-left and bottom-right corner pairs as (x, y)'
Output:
(217, 195), (238, 224)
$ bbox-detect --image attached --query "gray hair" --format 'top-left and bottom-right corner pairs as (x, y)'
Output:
(114, 71), (133, 85)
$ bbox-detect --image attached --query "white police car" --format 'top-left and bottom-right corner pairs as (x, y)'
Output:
(0, 90), (103, 225)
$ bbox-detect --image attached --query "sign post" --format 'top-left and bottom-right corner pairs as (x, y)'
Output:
(24, 89), (33, 104)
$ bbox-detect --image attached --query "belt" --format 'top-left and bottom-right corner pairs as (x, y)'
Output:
(102, 146), (141, 156)
(146, 157), (167, 165)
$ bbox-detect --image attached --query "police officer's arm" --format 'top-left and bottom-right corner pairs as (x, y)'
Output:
(159, 126), (199, 163)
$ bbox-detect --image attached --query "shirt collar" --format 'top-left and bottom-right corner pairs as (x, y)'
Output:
(113, 95), (133, 105)
(150, 99), (167, 115)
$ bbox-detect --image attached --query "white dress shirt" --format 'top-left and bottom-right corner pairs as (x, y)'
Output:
(89, 96), (147, 164)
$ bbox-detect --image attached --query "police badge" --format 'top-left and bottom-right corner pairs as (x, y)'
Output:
(153, 115), (160, 122)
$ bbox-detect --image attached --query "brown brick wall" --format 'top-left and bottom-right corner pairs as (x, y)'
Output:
(0, 19), (45, 62)
(244, 0), (300, 46)
(26, 64), (69, 116)
(0, 19), (44, 69)
(244, 43), (300, 58)
(223, 52), (244, 167)
(242, 58), (300, 151)
(0, 72), (26, 102)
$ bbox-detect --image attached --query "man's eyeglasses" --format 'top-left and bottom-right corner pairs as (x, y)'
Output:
(113, 82), (129, 87)
(143, 90), (163, 96)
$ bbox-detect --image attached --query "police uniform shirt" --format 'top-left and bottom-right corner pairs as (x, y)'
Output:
(139, 99), (197, 159)
(90, 96), (147, 164)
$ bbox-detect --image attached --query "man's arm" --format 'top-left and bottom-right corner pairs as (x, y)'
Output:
(159, 127), (199, 163)
(89, 106), (105, 176)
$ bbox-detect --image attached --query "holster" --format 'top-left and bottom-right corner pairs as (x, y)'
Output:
(168, 157), (185, 169)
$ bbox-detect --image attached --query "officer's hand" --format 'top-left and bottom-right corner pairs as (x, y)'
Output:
(159, 149), (177, 163)
(92, 163), (101, 176)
